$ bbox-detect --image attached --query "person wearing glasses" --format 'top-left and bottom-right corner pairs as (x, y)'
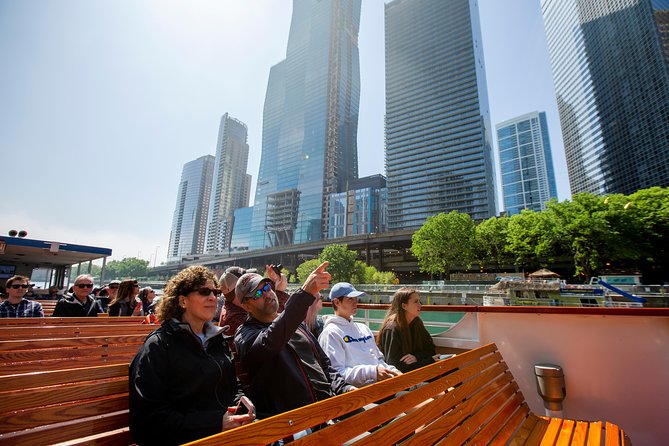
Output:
(52, 274), (104, 317)
(129, 265), (255, 445)
(108, 279), (142, 316)
(0, 275), (44, 317)
(234, 262), (355, 419)
(318, 282), (401, 388)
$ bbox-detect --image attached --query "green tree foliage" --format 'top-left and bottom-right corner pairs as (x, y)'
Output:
(473, 216), (510, 271)
(411, 211), (476, 277)
(318, 244), (358, 283)
(68, 264), (102, 281)
(504, 209), (557, 267)
(295, 259), (322, 284)
(350, 261), (397, 284)
(104, 257), (149, 280)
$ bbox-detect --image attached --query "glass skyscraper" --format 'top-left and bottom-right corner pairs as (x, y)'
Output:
(497, 111), (558, 215)
(205, 113), (251, 254)
(249, 0), (361, 250)
(167, 155), (215, 262)
(384, 0), (497, 230)
(328, 175), (387, 238)
(542, 0), (669, 195)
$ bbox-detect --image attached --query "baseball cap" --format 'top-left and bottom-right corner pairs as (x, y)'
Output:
(220, 266), (258, 296)
(328, 282), (365, 301)
(235, 273), (271, 303)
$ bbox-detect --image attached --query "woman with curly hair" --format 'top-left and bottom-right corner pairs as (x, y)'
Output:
(129, 265), (255, 445)
(108, 279), (141, 316)
(377, 288), (438, 373)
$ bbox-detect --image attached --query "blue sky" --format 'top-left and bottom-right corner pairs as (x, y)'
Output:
(0, 0), (568, 264)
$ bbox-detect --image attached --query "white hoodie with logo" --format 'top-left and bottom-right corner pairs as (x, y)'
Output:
(318, 315), (400, 387)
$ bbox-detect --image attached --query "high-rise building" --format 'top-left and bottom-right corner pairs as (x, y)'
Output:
(497, 111), (558, 215)
(167, 155), (215, 262)
(542, 0), (669, 195)
(328, 175), (387, 238)
(384, 0), (497, 230)
(205, 113), (251, 253)
(249, 0), (361, 250)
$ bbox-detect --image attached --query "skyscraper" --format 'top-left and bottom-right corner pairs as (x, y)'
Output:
(384, 0), (497, 230)
(328, 175), (387, 238)
(205, 113), (251, 254)
(497, 111), (558, 215)
(542, 0), (669, 195)
(249, 0), (361, 250)
(167, 155), (215, 262)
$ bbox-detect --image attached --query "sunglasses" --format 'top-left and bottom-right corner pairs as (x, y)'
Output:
(10, 284), (30, 289)
(192, 287), (221, 297)
(250, 282), (272, 300)
(76, 283), (94, 289)
(133, 284), (140, 288)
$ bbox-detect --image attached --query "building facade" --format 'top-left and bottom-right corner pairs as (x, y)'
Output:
(167, 155), (215, 262)
(205, 113), (251, 253)
(497, 111), (558, 215)
(384, 0), (497, 229)
(328, 175), (387, 238)
(249, 0), (361, 250)
(542, 0), (669, 195)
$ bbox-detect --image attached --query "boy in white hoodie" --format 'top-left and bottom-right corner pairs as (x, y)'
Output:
(318, 282), (401, 387)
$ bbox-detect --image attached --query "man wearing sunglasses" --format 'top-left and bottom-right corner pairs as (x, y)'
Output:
(0, 275), (44, 318)
(234, 262), (355, 420)
(53, 274), (104, 317)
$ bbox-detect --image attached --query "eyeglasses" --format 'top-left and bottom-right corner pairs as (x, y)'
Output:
(250, 282), (272, 300)
(192, 287), (221, 297)
(10, 284), (29, 289)
(76, 283), (94, 289)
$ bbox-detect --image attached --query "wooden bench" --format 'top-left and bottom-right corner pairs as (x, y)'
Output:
(187, 343), (628, 446)
(0, 323), (154, 445)
(0, 316), (146, 325)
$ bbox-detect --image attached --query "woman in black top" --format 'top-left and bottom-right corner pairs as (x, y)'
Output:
(129, 266), (255, 445)
(108, 279), (141, 316)
(377, 288), (438, 373)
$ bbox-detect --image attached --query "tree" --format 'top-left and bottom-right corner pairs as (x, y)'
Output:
(351, 261), (396, 284)
(318, 244), (358, 283)
(473, 216), (511, 271)
(104, 257), (149, 280)
(295, 259), (322, 284)
(411, 211), (476, 277)
(505, 209), (557, 268)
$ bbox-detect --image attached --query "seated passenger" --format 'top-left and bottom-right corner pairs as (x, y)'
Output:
(234, 262), (355, 419)
(0, 275), (44, 317)
(129, 265), (254, 445)
(52, 274), (104, 317)
(377, 288), (438, 373)
(319, 282), (401, 387)
(108, 279), (142, 316)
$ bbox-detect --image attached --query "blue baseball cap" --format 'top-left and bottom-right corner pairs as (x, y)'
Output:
(328, 282), (365, 301)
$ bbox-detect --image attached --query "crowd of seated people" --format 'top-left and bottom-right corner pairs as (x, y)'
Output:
(0, 263), (444, 445)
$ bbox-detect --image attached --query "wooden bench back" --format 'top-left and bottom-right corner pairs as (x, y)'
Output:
(0, 323), (155, 340)
(186, 343), (532, 446)
(0, 362), (134, 446)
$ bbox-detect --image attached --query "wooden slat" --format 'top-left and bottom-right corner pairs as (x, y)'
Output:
(0, 351), (138, 375)
(540, 417), (564, 445)
(0, 324), (153, 340)
(52, 427), (133, 446)
(605, 421), (621, 446)
(0, 394), (128, 434)
(0, 344), (141, 365)
(0, 410), (129, 446)
(0, 377), (128, 413)
(0, 316), (146, 325)
(494, 405), (537, 446)
(586, 421), (602, 446)
(0, 334), (149, 352)
(0, 363), (129, 392)
(556, 418), (576, 446)
(570, 421), (589, 446)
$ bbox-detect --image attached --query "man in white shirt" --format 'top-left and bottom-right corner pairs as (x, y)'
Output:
(318, 282), (401, 387)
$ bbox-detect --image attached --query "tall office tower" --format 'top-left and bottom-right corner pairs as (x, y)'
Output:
(167, 155), (215, 262)
(497, 112), (558, 215)
(249, 0), (361, 250)
(542, 0), (669, 195)
(205, 113), (251, 253)
(385, 0), (496, 230)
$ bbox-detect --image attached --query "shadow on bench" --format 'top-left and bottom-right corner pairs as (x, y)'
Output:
(186, 343), (628, 446)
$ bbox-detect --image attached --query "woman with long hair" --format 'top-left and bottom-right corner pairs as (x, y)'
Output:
(108, 279), (141, 316)
(377, 288), (437, 373)
(129, 265), (255, 445)
(137, 287), (156, 315)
